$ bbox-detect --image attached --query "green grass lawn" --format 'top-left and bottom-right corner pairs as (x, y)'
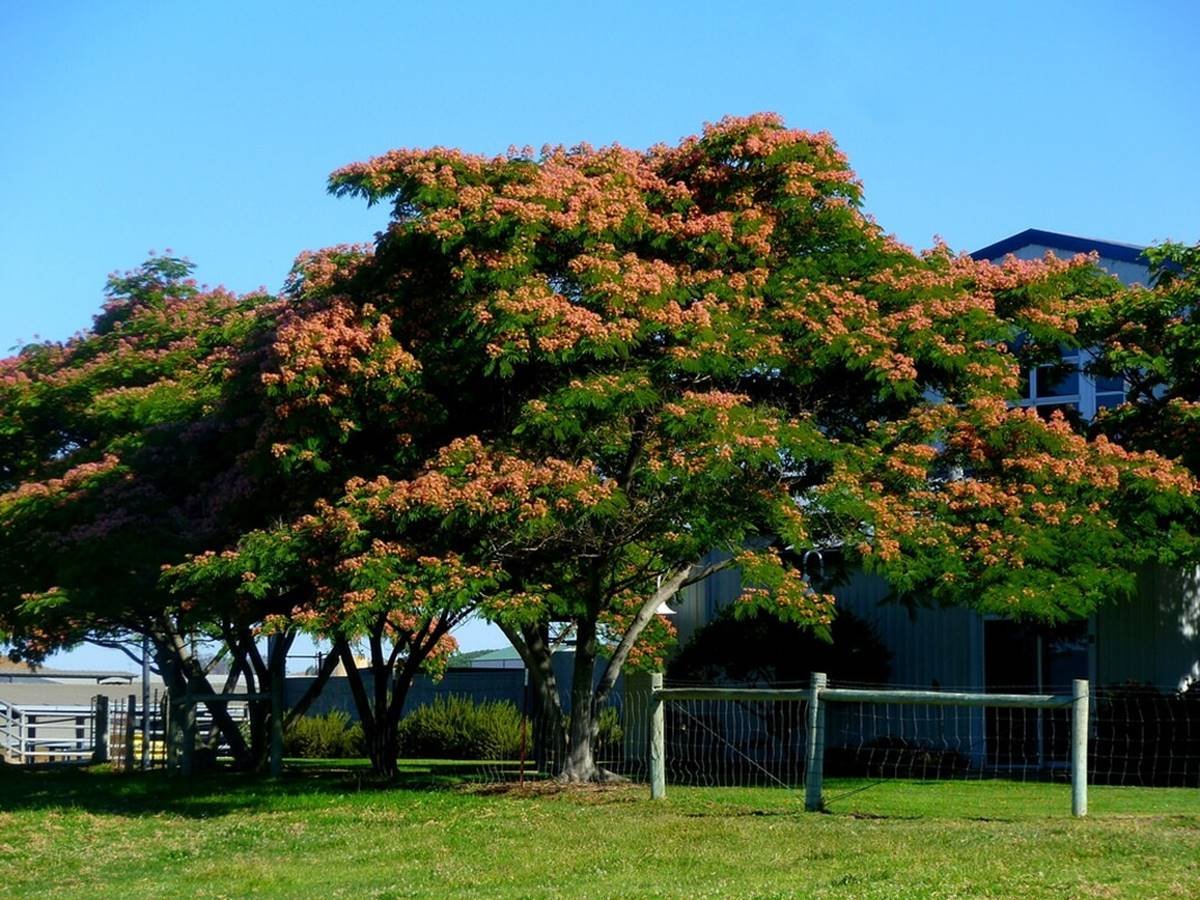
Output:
(1, 762), (1198, 898)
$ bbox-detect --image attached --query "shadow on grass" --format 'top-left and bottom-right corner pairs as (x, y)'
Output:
(0, 759), (523, 819)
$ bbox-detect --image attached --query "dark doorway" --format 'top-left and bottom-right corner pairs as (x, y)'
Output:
(984, 619), (1088, 770)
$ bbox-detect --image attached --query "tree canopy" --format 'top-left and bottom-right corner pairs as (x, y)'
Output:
(2, 114), (1197, 779)
(1081, 242), (1200, 476)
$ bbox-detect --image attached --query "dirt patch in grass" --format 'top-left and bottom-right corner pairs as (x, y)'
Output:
(463, 780), (643, 803)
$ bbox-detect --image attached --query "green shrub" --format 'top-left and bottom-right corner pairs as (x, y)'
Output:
(397, 695), (524, 760)
(593, 706), (625, 761)
(283, 710), (365, 759)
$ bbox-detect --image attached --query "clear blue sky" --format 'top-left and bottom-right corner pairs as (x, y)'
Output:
(3, 0), (1198, 668)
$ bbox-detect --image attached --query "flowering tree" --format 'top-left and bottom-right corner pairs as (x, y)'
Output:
(0, 256), (303, 767)
(164, 437), (613, 774)
(1080, 242), (1200, 476)
(196, 113), (1191, 781)
(5, 117), (1196, 783)
(836, 398), (1199, 617)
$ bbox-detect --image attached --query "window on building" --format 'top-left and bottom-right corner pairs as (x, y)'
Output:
(1017, 347), (1123, 420)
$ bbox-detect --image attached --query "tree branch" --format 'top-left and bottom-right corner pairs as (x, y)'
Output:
(681, 556), (736, 588)
(593, 563), (692, 708)
(283, 648), (341, 730)
(617, 414), (647, 493)
(86, 637), (152, 670)
(334, 636), (376, 735)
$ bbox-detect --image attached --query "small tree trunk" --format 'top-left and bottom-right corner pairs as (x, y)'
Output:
(499, 621), (567, 771)
(155, 628), (255, 770)
(558, 618), (605, 782)
(229, 636), (269, 771)
(158, 652), (187, 773)
(334, 637), (401, 778)
(560, 703), (599, 782)
(365, 720), (400, 778)
(246, 699), (269, 771)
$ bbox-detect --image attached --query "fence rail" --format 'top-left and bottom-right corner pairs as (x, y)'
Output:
(1, 699), (96, 764)
(1, 692), (250, 769)
(648, 673), (1091, 816)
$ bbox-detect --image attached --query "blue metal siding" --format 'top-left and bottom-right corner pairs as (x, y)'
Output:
(833, 570), (984, 691)
(1096, 565), (1200, 691)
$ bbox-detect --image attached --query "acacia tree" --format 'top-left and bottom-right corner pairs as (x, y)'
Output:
(167, 435), (626, 774)
(6, 117), (1196, 783)
(171, 113), (1194, 782)
(835, 397), (1199, 616)
(0, 257), (317, 767)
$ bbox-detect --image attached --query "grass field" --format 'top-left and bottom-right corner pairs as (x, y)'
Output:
(1, 762), (1198, 898)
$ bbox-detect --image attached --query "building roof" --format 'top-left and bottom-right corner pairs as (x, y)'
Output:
(971, 228), (1149, 265)
(471, 648), (521, 661)
(0, 659), (136, 684)
(458, 647), (526, 669)
(0, 681), (150, 706)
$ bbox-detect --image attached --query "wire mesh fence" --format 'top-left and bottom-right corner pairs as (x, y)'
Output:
(498, 692), (808, 787)
(819, 681), (1199, 788)
(1092, 684), (1200, 786)
(459, 687), (809, 787)
(462, 688), (651, 785)
(436, 678), (1200, 793)
(659, 696), (809, 787)
(823, 692), (1070, 781)
(13, 675), (1193, 794)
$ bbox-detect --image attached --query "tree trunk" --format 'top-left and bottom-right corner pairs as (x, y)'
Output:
(334, 636), (402, 778)
(499, 621), (567, 772)
(567, 562), (722, 781)
(557, 617), (608, 783)
(366, 721), (400, 779)
(231, 626), (273, 771)
(560, 706), (600, 782)
(156, 649), (188, 773)
(155, 627), (255, 770)
(333, 624), (459, 778)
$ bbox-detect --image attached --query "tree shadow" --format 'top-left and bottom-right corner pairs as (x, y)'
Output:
(0, 760), (509, 819)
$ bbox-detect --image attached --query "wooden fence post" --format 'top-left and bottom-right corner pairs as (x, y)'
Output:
(124, 694), (137, 772)
(649, 672), (665, 799)
(92, 695), (110, 764)
(1072, 679), (1089, 818)
(140, 637), (151, 771)
(269, 636), (284, 776)
(804, 672), (827, 812)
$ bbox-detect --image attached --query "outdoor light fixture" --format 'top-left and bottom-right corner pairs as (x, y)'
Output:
(654, 573), (678, 615)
